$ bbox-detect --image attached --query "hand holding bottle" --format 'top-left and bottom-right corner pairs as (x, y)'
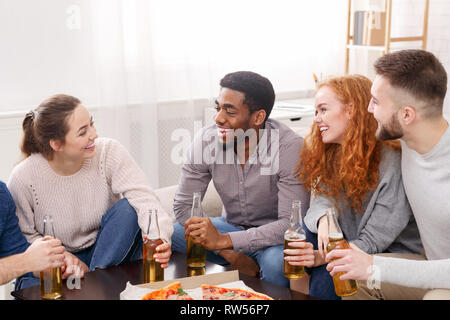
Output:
(283, 200), (308, 279)
(325, 207), (358, 297)
(143, 234), (171, 268)
(26, 236), (65, 275)
(283, 241), (315, 268)
(326, 242), (374, 281)
(184, 216), (232, 251)
(143, 209), (166, 283)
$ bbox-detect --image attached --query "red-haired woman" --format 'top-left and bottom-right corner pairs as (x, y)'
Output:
(283, 75), (422, 300)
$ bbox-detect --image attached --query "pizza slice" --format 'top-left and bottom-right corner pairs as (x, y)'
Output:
(142, 282), (194, 300)
(201, 284), (273, 300)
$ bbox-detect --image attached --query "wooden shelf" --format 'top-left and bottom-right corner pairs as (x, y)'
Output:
(345, 0), (429, 74)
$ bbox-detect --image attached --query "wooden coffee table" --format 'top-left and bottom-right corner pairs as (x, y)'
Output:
(11, 251), (317, 300)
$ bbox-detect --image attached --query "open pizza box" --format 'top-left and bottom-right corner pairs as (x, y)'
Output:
(120, 270), (263, 300)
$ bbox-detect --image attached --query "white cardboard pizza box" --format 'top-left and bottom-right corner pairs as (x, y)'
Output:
(137, 270), (239, 290)
(120, 270), (248, 300)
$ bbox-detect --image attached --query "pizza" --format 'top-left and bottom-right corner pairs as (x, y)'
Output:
(141, 282), (273, 300)
(201, 284), (273, 300)
(142, 282), (194, 300)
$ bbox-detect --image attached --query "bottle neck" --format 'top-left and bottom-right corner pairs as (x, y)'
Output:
(147, 209), (161, 240)
(191, 193), (202, 217)
(43, 215), (56, 238)
(327, 208), (343, 237)
(290, 203), (301, 229)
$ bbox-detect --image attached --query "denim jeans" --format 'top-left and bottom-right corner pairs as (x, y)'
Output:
(171, 217), (289, 288)
(15, 198), (143, 291)
(303, 222), (340, 300)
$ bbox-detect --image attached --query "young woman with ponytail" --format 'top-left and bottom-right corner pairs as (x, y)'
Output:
(8, 94), (173, 289)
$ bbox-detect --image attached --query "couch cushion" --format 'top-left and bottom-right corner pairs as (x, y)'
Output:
(155, 181), (223, 222)
(202, 182), (223, 218)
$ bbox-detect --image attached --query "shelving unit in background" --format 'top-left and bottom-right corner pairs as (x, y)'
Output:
(345, 0), (429, 74)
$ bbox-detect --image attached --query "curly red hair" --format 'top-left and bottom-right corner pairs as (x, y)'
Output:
(296, 75), (399, 214)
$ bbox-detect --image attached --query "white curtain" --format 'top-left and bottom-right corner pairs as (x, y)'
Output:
(0, 0), (347, 187)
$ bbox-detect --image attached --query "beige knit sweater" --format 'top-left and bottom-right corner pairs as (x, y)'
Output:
(7, 138), (173, 252)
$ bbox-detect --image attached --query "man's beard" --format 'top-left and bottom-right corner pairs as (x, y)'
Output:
(376, 113), (404, 140)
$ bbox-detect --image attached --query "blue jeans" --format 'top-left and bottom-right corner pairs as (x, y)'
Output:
(15, 198), (143, 291)
(171, 217), (289, 288)
(303, 222), (340, 300)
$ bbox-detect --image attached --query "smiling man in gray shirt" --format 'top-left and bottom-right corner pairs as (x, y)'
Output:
(171, 71), (310, 288)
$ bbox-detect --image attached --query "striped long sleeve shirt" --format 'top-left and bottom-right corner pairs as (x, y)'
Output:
(174, 119), (310, 252)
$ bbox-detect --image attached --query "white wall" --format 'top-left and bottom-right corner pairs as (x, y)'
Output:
(2, 0), (449, 185)
(426, 0), (450, 117)
(0, 115), (23, 182)
(0, 0), (348, 187)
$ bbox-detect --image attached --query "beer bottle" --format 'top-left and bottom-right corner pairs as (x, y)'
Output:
(283, 200), (306, 279)
(186, 192), (207, 268)
(326, 207), (358, 297)
(143, 209), (164, 283)
(40, 215), (63, 300)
